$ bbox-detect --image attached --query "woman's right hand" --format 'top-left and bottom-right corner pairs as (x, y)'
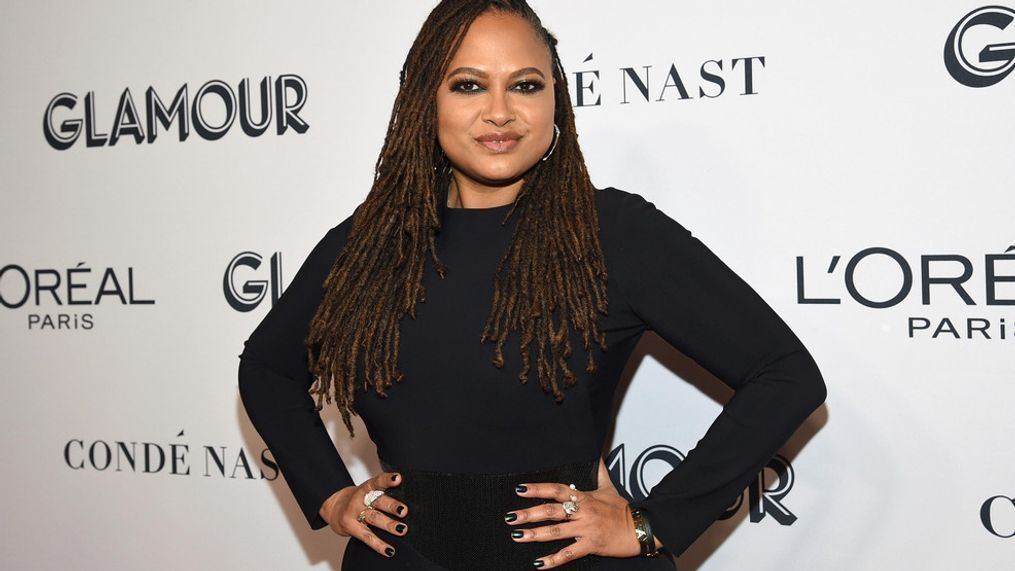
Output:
(318, 471), (409, 558)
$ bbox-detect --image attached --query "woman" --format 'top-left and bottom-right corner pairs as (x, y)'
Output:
(237, 1), (827, 569)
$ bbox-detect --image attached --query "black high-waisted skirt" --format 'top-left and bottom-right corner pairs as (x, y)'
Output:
(339, 458), (677, 571)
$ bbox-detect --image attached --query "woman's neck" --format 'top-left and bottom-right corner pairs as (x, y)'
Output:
(447, 173), (523, 209)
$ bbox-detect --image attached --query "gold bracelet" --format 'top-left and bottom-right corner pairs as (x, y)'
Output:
(630, 507), (660, 557)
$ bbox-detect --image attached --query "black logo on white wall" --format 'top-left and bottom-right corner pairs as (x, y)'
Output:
(571, 54), (765, 107)
(797, 245), (1015, 340)
(0, 262), (154, 330)
(63, 429), (278, 480)
(43, 74), (309, 150)
(224, 251), (284, 312)
(982, 494), (1015, 538)
(945, 6), (1015, 87)
(608, 443), (799, 525)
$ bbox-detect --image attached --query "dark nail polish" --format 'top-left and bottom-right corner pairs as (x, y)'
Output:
(390, 474), (398, 482)
(532, 561), (544, 568)
(395, 524), (406, 533)
(515, 484), (527, 493)
(511, 530), (524, 539)
(385, 547), (395, 557)
(504, 512), (517, 522)
(396, 505), (405, 515)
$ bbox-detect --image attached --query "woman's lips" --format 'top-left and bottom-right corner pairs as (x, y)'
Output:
(478, 138), (519, 153)
(475, 134), (521, 153)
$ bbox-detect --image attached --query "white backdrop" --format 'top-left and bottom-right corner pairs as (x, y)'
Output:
(2, 1), (1013, 569)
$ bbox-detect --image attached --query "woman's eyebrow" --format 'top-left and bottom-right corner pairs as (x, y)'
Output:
(445, 66), (546, 80)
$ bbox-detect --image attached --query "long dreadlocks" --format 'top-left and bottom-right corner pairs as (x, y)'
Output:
(305, 0), (609, 436)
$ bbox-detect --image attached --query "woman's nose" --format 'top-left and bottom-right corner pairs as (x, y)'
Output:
(482, 89), (514, 126)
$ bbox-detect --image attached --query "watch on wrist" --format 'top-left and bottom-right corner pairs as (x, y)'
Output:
(629, 507), (660, 557)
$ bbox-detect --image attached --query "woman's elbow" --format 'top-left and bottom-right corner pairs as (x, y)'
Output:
(763, 346), (827, 415)
(795, 348), (827, 412)
(236, 354), (268, 419)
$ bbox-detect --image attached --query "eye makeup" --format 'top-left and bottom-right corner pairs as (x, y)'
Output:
(448, 78), (546, 94)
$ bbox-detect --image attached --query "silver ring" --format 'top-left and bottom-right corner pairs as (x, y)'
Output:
(562, 499), (579, 518)
(562, 483), (580, 518)
(364, 489), (386, 508)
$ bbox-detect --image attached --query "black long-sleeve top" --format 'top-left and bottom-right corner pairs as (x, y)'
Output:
(237, 185), (827, 558)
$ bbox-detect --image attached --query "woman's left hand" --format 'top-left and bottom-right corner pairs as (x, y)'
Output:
(506, 457), (643, 568)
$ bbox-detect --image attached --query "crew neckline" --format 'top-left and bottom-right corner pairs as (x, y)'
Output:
(439, 182), (518, 214)
(444, 201), (516, 212)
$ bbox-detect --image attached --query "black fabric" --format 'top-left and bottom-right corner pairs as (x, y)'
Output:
(341, 524), (680, 571)
(380, 458), (597, 570)
(237, 185), (826, 565)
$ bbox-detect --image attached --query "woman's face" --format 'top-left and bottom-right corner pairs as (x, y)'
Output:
(436, 10), (556, 188)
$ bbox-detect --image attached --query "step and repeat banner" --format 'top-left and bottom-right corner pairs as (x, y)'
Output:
(2, 1), (1012, 569)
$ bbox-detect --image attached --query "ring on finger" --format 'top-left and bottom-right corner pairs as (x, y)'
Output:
(562, 498), (579, 518)
(357, 507), (374, 523)
(364, 489), (386, 508)
(562, 483), (580, 519)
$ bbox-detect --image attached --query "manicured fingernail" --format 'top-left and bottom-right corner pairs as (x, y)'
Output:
(396, 505), (405, 515)
(532, 561), (544, 568)
(511, 530), (524, 539)
(504, 512), (517, 522)
(395, 523), (406, 533)
(515, 484), (527, 493)
(385, 547), (395, 557)
(390, 474), (399, 482)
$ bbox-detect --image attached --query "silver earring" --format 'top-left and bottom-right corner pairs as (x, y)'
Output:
(541, 124), (560, 162)
(433, 150), (452, 175)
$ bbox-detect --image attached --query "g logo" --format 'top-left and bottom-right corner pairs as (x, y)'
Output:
(223, 251), (283, 312)
(944, 6), (1015, 87)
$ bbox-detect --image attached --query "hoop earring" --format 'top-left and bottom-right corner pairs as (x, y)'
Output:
(433, 149), (452, 176)
(541, 124), (560, 162)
